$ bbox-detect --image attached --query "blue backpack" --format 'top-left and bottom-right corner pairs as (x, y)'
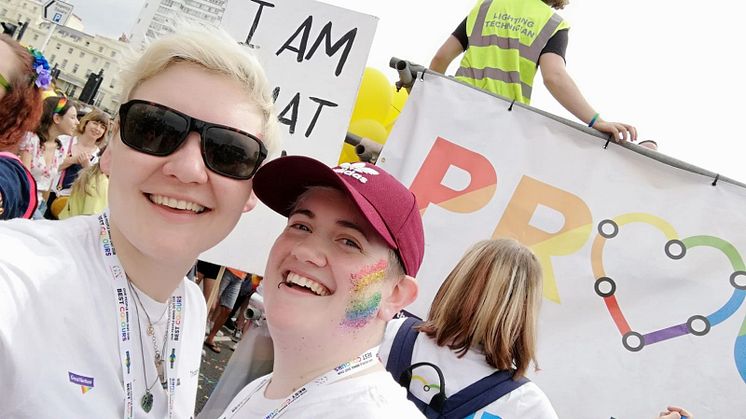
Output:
(385, 317), (530, 419)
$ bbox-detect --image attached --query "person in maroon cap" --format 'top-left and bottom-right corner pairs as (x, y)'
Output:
(218, 157), (426, 418)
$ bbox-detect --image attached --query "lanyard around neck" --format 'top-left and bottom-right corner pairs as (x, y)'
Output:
(98, 211), (185, 418)
(220, 346), (381, 419)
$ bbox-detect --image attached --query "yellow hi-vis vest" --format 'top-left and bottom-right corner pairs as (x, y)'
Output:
(456, 0), (569, 104)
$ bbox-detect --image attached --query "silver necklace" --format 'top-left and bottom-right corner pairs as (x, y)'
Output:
(127, 280), (170, 412)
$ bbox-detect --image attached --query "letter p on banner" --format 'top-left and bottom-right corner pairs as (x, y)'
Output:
(409, 137), (497, 215)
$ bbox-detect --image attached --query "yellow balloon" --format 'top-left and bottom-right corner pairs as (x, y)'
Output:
(382, 85), (409, 128)
(351, 68), (393, 124)
(349, 118), (388, 144)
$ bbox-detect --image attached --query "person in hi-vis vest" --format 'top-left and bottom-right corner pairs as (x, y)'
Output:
(430, 0), (637, 143)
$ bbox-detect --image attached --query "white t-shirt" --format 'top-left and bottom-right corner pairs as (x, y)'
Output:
(220, 370), (425, 418)
(379, 318), (559, 419)
(0, 215), (207, 418)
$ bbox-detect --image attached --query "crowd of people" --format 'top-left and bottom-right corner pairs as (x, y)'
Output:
(0, 1), (690, 418)
(0, 34), (114, 222)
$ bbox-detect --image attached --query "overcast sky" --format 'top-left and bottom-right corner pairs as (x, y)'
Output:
(66, 0), (746, 183)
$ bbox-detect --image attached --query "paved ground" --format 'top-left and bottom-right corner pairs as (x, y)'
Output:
(196, 327), (236, 415)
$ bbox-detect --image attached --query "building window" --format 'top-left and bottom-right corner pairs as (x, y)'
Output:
(104, 62), (110, 69)
(110, 51), (116, 58)
(49, 54), (56, 63)
(67, 47), (73, 54)
(98, 46), (103, 53)
(33, 34), (39, 41)
(56, 43), (61, 50)
(62, 59), (68, 69)
(79, 51), (85, 58)
(72, 64), (79, 74)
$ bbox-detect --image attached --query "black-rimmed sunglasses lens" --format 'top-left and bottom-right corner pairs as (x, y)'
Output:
(203, 127), (263, 179)
(121, 102), (188, 156)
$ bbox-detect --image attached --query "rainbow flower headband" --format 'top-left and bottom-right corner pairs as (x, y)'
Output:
(27, 47), (52, 90)
(54, 97), (68, 114)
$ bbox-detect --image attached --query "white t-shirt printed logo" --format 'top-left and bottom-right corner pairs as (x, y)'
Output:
(333, 163), (379, 184)
(68, 371), (95, 394)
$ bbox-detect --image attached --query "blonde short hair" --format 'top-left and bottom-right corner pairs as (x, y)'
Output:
(118, 21), (280, 156)
(419, 239), (543, 379)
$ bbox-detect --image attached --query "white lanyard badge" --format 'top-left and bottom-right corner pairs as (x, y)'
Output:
(220, 346), (381, 419)
(98, 211), (185, 418)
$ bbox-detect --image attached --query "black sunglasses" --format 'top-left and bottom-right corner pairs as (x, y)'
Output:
(118, 100), (267, 180)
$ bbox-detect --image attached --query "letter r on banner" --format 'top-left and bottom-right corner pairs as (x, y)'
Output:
(493, 176), (592, 303)
(409, 137), (497, 214)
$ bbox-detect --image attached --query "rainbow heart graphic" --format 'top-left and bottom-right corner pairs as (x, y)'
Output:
(590, 213), (746, 384)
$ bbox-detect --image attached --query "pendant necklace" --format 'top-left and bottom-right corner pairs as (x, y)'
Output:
(128, 279), (170, 412)
(129, 279), (170, 388)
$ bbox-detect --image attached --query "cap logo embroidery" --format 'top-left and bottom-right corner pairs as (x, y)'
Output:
(333, 162), (379, 184)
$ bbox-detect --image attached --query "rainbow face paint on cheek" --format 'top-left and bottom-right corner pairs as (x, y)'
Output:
(340, 260), (388, 329)
(350, 260), (387, 292)
(340, 292), (382, 329)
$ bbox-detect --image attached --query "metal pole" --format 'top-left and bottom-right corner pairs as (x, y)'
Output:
(40, 22), (57, 53)
(16, 20), (29, 41)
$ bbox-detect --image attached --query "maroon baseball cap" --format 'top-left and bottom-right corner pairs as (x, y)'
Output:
(253, 156), (425, 277)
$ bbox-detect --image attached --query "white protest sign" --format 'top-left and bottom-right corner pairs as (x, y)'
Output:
(378, 72), (746, 418)
(200, 0), (377, 272)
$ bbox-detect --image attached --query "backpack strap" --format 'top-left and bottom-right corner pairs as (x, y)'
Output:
(385, 316), (422, 383)
(442, 369), (530, 418)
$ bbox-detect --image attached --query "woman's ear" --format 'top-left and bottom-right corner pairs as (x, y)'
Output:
(52, 113), (62, 125)
(378, 275), (418, 321)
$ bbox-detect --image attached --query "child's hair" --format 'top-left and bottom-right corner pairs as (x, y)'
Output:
(69, 145), (108, 198)
(418, 238), (544, 379)
(69, 161), (104, 198)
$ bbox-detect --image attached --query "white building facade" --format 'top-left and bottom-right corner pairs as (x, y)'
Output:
(129, 0), (226, 47)
(0, 0), (127, 115)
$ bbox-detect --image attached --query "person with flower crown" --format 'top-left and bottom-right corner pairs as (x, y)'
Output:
(0, 34), (50, 219)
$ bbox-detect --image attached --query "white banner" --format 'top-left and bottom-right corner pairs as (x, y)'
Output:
(201, 0), (377, 272)
(378, 73), (746, 418)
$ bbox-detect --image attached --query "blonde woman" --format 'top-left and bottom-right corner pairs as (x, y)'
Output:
(380, 238), (557, 418)
(0, 21), (279, 418)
